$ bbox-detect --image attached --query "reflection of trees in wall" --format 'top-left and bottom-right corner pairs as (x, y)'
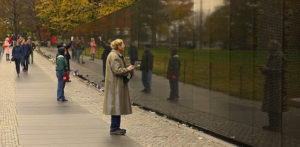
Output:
(203, 0), (257, 50)
(134, 0), (193, 47)
(203, 4), (229, 49)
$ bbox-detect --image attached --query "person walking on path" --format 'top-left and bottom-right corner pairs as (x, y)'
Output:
(90, 38), (97, 61)
(140, 44), (154, 93)
(3, 38), (11, 61)
(99, 36), (112, 82)
(56, 47), (69, 103)
(11, 34), (17, 46)
(12, 41), (23, 77)
(167, 48), (181, 101)
(103, 39), (135, 135)
(27, 37), (36, 64)
(258, 40), (287, 132)
(8, 34), (12, 44)
(21, 40), (30, 72)
(128, 42), (138, 65)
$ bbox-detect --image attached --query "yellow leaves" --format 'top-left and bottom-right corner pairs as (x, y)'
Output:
(36, 0), (98, 35)
(35, 0), (136, 34)
(98, 0), (136, 18)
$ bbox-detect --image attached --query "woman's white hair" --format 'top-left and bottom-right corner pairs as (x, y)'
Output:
(111, 39), (123, 50)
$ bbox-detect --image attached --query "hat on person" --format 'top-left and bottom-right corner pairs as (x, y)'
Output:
(57, 42), (64, 48)
(58, 47), (65, 55)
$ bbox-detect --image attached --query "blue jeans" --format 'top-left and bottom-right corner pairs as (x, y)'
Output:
(110, 115), (121, 131)
(23, 56), (29, 70)
(6, 54), (9, 61)
(56, 71), (65, 101)
(142, 70), (152, 92)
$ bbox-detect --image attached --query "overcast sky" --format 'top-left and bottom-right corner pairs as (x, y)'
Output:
(193, 0), (225, 14)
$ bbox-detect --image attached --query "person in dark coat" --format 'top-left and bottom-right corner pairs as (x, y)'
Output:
(259, 40), (287, 132)
(27, 37), (35, 64)
(22, 40), (30, 72)
(140, 44), (153, 93)
(56, 38), (72, 72)
(11, 34), (17, 46)
(128, 42), (138, 65)
(99, 36), (112, 81)
(12, 41), (23, 77)
(167, 48), (181, 101)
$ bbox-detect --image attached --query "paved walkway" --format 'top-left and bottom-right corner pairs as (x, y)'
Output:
(0, 48), (235, 146)
(16, 61), (140, 147)
(39, 47), (300, 147)
(1, 51), (139, 146)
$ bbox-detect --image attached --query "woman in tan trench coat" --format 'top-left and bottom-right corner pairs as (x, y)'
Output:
(103, 39), (134, 135)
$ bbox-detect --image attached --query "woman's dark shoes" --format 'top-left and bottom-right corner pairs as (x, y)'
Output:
(110, 129), (126, 135)
(62, 99), (68, 102)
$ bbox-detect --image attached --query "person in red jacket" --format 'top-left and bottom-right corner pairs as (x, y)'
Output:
(51, 36), (57, 47)
(8, 34), (12, 44)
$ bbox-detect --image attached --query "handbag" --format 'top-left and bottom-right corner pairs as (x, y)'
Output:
(63, 71), (70, 82)
(11, 57), (15, 61)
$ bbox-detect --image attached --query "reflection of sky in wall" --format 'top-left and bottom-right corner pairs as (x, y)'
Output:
(193, 0), (225, 15)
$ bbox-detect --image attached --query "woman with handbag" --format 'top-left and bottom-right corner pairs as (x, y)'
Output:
(3, 38), (11, 61)
(56, 47), (68, 103)
(103, 39), (134, 135)
(12, 41), (23, 77)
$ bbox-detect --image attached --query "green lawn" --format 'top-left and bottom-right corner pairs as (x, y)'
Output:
(82, 47), (300, 106)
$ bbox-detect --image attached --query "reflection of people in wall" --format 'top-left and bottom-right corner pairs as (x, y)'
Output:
(90, 38), (97, 61)
(258, 40), (287, 132)
(99, 36), (112, 82)
(140, 44), (153, 94)
(128, 42), (138, 65)
(74, 37), (81, 63)
(167, 48), (181, 101)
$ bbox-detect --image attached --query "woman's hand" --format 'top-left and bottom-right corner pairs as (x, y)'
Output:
(127, 65), (134, 71)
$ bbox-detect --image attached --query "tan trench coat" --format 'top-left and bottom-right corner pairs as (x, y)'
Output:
(103, 50), (132, 115)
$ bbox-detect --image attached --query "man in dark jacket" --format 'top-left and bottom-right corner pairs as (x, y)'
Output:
(56, 39), (72, 73)
(99, 36), (112, 81)
(140, 45), (154, 93)
(11, 34), (17, 46)
(128, 42), (138, 65)
(167, 48), (181, 100)
(27, 37), (36, 64)
(12, 41), (23, 77)
(22, 41), (30, 72)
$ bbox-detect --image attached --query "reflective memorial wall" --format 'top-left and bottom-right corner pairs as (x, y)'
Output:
(68, 0), (300, 146)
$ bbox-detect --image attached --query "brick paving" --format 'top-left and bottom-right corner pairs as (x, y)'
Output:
(0, 52), (19, 147)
